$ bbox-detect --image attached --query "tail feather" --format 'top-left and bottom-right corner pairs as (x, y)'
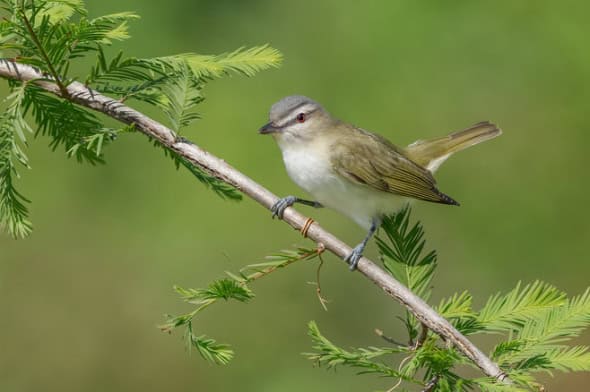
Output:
(405, 121), (502, 172)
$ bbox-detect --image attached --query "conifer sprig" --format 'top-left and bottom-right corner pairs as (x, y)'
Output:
(305, 206), (590, 391)
(161, 246), (323, 365)
(0, 82), (33, 237)
(0, 0), (281, 237)
(305, 321), (420, 385)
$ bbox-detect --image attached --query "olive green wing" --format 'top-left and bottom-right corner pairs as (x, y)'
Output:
(330, 127), (459, 205)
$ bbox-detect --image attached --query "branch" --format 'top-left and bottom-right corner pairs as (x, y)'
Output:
(0, 59), (510, 384)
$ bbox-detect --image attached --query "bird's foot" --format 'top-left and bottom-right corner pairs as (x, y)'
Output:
(345, 244), (365, 271)
(175, 136), (193, 145)
(270, 196), (298, 219)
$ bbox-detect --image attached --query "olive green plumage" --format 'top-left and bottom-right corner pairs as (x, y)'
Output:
(330, 121), (501, 206)
(404, 121), (501, 168)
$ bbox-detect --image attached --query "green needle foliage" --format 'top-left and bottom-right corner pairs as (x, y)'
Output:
(305, 206), (590, 391)
(161, 246), (323, 364)
(0, 0), (281, 237)
(168, 205), (590, 390)
(306, 321), (419, 384)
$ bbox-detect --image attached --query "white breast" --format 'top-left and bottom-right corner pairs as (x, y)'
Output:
(279, 142), (403, 229)
(280, 144), (334, 195)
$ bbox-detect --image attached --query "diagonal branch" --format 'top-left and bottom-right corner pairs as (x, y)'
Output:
(0, 59), (510, 384)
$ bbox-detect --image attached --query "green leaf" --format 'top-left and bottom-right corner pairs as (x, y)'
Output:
(182, 45), (282, 78)
(24, 87), (107, 164)
(542, 345), (590, 372)
(0, 82), (32, 238)
(513, 354), (551, 371)
(519, 288), (590, 346)
(156, 62), (203, 131)
(490, 289), (590, 371)
(188, 333), (234, 365)
(175, 279), (254, 303)
(87, 12), (139, 44)
(438, 291), (475, 319)
(38, 0), (85, 23)
(66, 127), (126, 159)
(438, 291), (482, 335)
(477, 281), (567, 332)
(491, 340), (527, 361)
(305, 321), (417, 383)
(376, 205), (437, 300)
(0, 157), (32, 238)
(473, 378), (532, 392)
(87, 49), (164, 87)
(154, 144), (242, 201)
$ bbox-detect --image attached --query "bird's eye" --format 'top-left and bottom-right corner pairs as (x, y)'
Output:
(296, 112), (306, 123)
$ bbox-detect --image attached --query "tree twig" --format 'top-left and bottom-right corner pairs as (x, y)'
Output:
(0, 59), (510, 384)
(421, 375), (439, 392)
(242, 246), (322, 283)
(313, 246), (330, 311)
(19, 9), (70, 98)
(414, 323), (429, 350)
(374, 328), (407, 347)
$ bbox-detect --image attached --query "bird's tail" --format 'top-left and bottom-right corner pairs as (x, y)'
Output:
(404, 121), (502, 173)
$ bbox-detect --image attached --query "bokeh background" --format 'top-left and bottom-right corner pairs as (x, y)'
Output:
(1, 1), (589, 391)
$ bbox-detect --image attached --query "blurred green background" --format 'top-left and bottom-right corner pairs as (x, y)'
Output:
(1, 1), (589, 390)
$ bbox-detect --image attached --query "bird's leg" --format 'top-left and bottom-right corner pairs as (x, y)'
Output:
(345, 218), (380, 271)
(271, 196), (323, 219)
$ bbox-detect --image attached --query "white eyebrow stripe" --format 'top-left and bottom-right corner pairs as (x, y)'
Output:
(277, 103), (318, 126)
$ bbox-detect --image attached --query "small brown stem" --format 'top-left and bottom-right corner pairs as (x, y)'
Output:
(20, 8), (69, 98)
(421, 376), (439, 392)
(314, 245), (329, 311)
(243, 246), (322, 283)
(374, 328), (407, 347)
(414, 323), (429, 350)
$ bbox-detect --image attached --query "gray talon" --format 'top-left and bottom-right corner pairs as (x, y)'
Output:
(344, 218), (379, 271)
(175, 136), (193, 145)
(345, 245), (364, 271)
(271, 196), (297, 219)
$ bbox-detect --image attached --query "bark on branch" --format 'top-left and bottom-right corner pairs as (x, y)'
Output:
(0, 59), (509, 384)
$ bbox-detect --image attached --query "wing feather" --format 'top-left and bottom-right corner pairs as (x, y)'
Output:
(330, 126), (459, 205)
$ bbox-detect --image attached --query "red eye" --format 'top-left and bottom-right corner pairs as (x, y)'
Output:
(296, 112), (306, 123)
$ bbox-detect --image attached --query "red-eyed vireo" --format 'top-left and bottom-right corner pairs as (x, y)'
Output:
(259, 95), (501, 270)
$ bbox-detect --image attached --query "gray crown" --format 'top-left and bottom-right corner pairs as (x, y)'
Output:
(269, 95), (323, 123)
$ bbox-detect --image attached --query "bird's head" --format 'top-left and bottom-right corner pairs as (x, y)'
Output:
(259, 95), (336, 146)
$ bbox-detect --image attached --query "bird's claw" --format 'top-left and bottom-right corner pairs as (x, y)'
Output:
(271, 196), (298, 219)
(175, 136), (193, 145)
(345, 245), (365, 271)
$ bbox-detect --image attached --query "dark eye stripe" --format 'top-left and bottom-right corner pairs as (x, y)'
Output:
(287, 102), (310, 115)
(280, 107), (317, 127)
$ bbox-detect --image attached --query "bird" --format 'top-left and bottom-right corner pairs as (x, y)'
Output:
(259, 95), (501, 270)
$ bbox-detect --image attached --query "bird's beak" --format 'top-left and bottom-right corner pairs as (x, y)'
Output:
(259, 122), (281, 134)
